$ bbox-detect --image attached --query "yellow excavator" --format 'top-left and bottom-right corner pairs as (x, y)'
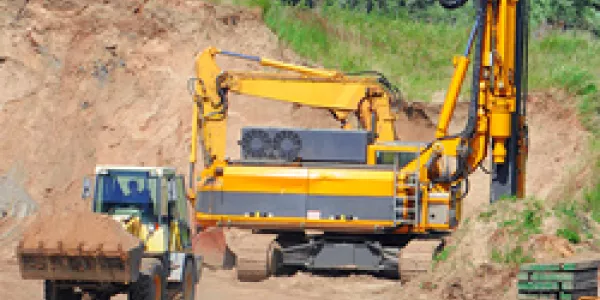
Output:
(188, 0), (529, 281)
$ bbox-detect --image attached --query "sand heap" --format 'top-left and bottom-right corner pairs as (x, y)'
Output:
(19, 210), (140, 254)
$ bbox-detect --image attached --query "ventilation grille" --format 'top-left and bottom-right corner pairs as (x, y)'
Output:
(239, 127), (368, 163)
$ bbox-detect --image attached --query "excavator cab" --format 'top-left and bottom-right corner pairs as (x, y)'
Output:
(367, 142), (428, 169)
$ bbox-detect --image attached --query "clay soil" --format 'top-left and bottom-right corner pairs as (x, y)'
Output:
(19, 210), (140, 253)
(0, 0), (594, 299)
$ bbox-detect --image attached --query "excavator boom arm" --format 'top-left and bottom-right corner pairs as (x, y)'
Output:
(189, 47), (400, 176)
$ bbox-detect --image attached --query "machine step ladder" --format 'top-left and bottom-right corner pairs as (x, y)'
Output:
(392, 148), (422, 227)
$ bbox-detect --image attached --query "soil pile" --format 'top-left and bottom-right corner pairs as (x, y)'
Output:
(19, 210), (140, 253)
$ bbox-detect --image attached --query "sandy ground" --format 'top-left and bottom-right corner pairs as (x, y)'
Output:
(0, 0), (594, 299)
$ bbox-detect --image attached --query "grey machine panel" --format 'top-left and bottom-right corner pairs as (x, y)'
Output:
(239, 127), (370, 163)
(197, 191), (307, 217)
(307, 195), (393, 221)
(427, 204), (449, 225)
(197, 191), (393, 221)
(311, 243), (380, 270)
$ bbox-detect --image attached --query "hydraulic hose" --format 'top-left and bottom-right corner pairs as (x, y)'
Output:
(459, 1), (485, 140)
(427, 2), (486, 185)
(345, 71), (403, 109)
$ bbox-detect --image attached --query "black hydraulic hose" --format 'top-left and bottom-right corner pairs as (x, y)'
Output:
(202, 73), (228, 122)
(458, 174), (470, 201)
(215, 73), (228, 109)
(428, 4), (486, 185)
(459, 1), (485, 140)
(364, 9), (484, 185)
(345, 70), (402, 109)
(479, 161), (492, 174)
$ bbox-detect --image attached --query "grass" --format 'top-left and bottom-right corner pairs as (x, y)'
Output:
(556, 228), (581, 244)
(585, 182), (600, 223)
(491, 246), (535, 265)
(213, 1), (600, 103)
(434, 245), (456, 263)
(553, 201), (584, 244)
(498, 200), (543, 239)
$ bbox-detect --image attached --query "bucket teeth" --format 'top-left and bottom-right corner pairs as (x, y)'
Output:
(57, 241), (64, 254)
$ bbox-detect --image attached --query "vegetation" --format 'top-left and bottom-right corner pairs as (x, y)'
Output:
(433, 245), (456, 263)
(491, 246), (535, 265)
(282, 0), (599, 33)
(554, 202), (583, 244)
(218, 0), (599, 102)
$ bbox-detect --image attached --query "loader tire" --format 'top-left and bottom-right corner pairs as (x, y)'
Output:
(129, 259), (166, 300)
(44, 280), (81, 300)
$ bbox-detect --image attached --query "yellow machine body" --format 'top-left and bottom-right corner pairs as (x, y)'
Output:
(189, 0), (528, 238)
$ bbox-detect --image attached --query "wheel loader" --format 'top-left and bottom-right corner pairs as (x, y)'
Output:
(188, 0), (530, 281)
(17, 165), (203, 300)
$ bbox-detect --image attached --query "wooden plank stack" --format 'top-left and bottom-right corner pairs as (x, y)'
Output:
(518, 259), (600, 300)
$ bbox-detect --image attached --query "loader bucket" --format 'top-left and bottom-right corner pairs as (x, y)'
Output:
(192, 227), (236, 270)
(17, 241), (144, 282)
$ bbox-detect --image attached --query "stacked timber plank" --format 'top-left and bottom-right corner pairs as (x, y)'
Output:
(518, 259), (600, 300)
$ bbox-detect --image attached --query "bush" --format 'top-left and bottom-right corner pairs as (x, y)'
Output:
(556, 228), (581, 244)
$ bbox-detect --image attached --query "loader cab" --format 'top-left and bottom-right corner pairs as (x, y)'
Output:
(92, 169), (160, 220)
(87, 166), (192, 252)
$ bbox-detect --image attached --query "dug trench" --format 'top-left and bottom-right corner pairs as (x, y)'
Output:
(0, 1), (594, 299)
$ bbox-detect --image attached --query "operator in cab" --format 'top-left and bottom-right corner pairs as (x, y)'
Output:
(126, 180), (150, 202)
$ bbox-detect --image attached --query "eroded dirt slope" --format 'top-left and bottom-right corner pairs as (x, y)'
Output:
(0, 0), (335, 298)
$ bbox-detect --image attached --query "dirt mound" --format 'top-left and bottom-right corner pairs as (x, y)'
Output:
(20, 210), (140, 253)
(395, 102), (437, 142)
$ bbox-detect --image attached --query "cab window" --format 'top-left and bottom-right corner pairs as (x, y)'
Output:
(94, 171), (160, 219)
(375, 151), (418, 169)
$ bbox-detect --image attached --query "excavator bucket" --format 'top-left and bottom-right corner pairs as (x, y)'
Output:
(192, 227), (236, 270)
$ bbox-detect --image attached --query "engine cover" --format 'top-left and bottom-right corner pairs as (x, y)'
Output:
(239, 127), (369, 163)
